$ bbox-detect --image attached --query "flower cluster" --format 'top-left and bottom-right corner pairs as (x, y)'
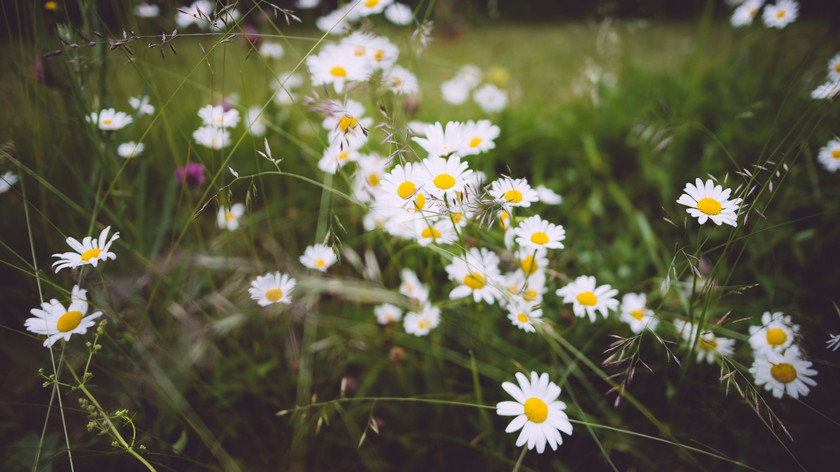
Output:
(441, 64), (509, 113)
(728, 0), (799, 29)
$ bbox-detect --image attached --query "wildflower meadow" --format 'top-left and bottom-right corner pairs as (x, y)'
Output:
(3, 0), (840, 470)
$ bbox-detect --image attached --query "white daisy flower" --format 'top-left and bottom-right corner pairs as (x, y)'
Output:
(496, 372), (573, 454)
(459, 120), (500, 156)
(193, 125), (230, 150)
(272, 73), (304, 105)
(513, 215), (566, 250)
(383, 65), (419, 95)
(296, 0), (321, 9)
(619, 293), (658, 334)
(413, 121), (466, 158)
(489, 177), (540, 210)
(318, 142), (361, 175)
(695, 331), (735, 364)
(817, 138), (840, 172)
(248, 272), (296, 306)
(352, 0), (393, 17)
(456, 64), (483, 89)
(134, 2), (160, 18)
(762, 0), (798, 29)
(556, 275), (619, 322)
(730, 0), (763, 27)
(445, 247), (502, 304)
(441, 78), (471, 105)
(826, 333), (840, 351)
(403, 303), (440, 336)
(260, 42), (285, 59)
(750, 346), (817, 399)
(306, 43), (372, 93)
(341, 33), (399, 71)
(811, 78), (840, 100)
(516, 247), (549, 276)
(378, 162), (429, 211)
(117, 141), (144, 158)
(502, 269), (547, 306)
(507, 301), (543, 333)
(827, 52), (840, 82)
(129, 96), (155, 116)
(300, 244), (338, 272)
(176, 1), (214, 29)
(374, 303), (403, 325)
(52, 226), (119, 273)
(384, 2), (413, 25)
(316, 6), (354, 35)
(217, 203), (245, 230)
(353, 153), (389, 203)
(88, 108), (133, 130)
(748, 311), (799, 354)
(198, 104), (240, 128)
(473, 84), (508, 113)
(418, 155), (473, 201)
(243, 106), (268, 137)
(676, 178), (742, 227)
(535, 185), (563, 205)
(25, 285), (102, 347)
(413, 217), (458, 246)
(673, 319), (699, 344)
(399, 269), (429, 304)
(1, 171), (19, 194)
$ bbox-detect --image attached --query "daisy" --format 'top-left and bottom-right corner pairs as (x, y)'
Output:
(676, 178), (742, 227)
(748, 311), (799, 354)
(243, 107), (268, 137)
(52, 226), (119, 273)
(300, 244), (338, 272)
(413, 217), (458, 246)
(811, 79), (840, 100)
(403, 303), (440, 336)
(134, 2), (160, 18)
(306, 43), (372, 93)
(496, 372), (573, 453)
(514, 215), (565, 250)
(730, 0), (763, 27)
(383, 65), (419, 95)
(817, 138), (840, 172)
(695, 331), (735, 364)
(272, 72), (304, 105)
(441, 78), (471, 105)
(619, 293), (658, 334)
(198, 104), (240, 128)
(384, 2), (413, 25)
(762, 0), (798, 29)
(516, 247), (549, 276)
(249, 272), (296, 306)
(217, 203), (245, 230)
(445, 247), (502, 304)
(193, 125), (231, 149)
(378, 162), (429, 211)
(117, 141), (144, 158)
(459, 120), (500, 156)
(400, 269), (430, 304)
(750, 346), (817, 399)
(316, 6), (354, 35)
(374, 303), (403, 325)
(129, 96), (155, 116)
(260, 42), (285, 59)
(418, 155), (473, 201)
(489, 177), (539, 210)
(318, 142), (361, 175)
(827, 333), (840, 351)
(456, 64), (483, 89)
(507, 301), (543, 333)
(176, 0), (214, 29)
(473, 84), (508, 113)
(0, 171), (19, 194)
(341, 33), (399, 71)
(296, 0), (321, 8)
(353, 153), (389, 203)
(556, 275), (619, 322)
(413, 121), (466, 158)
(89, 108), (133, 130)
(535, 185), (563, 205)
(352, 0), (393, 18)
(828, 52), (840, 82)
(25, 285), (102, 347)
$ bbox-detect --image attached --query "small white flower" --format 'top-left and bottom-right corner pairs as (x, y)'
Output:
(117, 141), (144, 158)
(750, 346), (817, 399)
(473, 84), (508, 113)
(459, 120), (500, 156)
(260, 42), (285, 59)
(306, 43), (372, 93)
(403, 303), (440, 336)
(374, 303), (403, 325)
(399, 269), (430, 304)
(244, 106), (267, 137)
(817, 138), (840, 172)
(535, 185), (563, 205)
(676, 178), (742, 227)
(25, 285), (102, 347)
(249, 272), (296, 306)
(811, 78), (840, 100)
(134, 2), (160, 18)
(496, 372), (573, 453)
(441, 78), (471, 105)
(748, 311), (799, 355)
(762, 0), (798, 29)
(730, 0), (763, 27)
(198, 104), (240, 128)
(619, 293), (658, 334)
(827, 52), (840, 82)
(89, 108), (133, 130)
(506, 301), (543, 333)
(384, 2), (413, 25)
(417, 154), (473, 201)
(445, 247), (502, 304)
(316, 6), (354, 35)
(489, 177), (540, 210)
(193, 126), (231, 149)
(556, 275), (618, 322)
(217, 203), (245, 230)
(0, 171), (19, 194)
(352, 0), (393, 17)
(300, 244), (338, 272)
(455, 64), (483, 89)
(695, 331), (735, 364)
(513, 215), (565, 250)
(826, 333), (840, 351)
(129, 96), (155, 116)
(413, 121), (466, 158)
(383, 65), (419, 95)
(52, 226), (119, 273)
(318, 142), (361, 175)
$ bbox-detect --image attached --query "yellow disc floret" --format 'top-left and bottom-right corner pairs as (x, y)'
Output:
(434, 174), (455, 190)
(464, 273), (486, 290)
(330, 66), (347, 77)
(265, 289), (283, 302)
(765, 328), (787, 347)
(57, 311), (83, 333)
(421, 227), (441, 239)
(504, 189), (523, 204)
(523, 397), (548, 423)
(576, 291), (597, 306)
(630, 309), (645, 321)
(697, 197), (722, 216)
(81, 248), (103, 262)
(397, 181), (416, 199)
(770, 363), (797, 383)
(530, 232), (549, 245)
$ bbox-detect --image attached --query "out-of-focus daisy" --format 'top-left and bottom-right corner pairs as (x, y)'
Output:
(535, 185), (563, 205)
(496, 371), (573, 453)
(695, 331), (735, 364)
(827, 333), (840, 351)
(89, 108), (133, 130)
(307, 43), (372, 93)
(459, 120), (500, 156)
(383, 65), (419, 95)
(489, 177), (539, 210)
(52, 226), (119, 273)
(176, 0), (214, 29)
(403, 303), (440, 336)
(400, 268), (429, 303)
(762, 0), (798, 29)
(473, 83), (508, 113)
(516, 247), (549, 276)
(25, 285), (102, 348)
(456, 64), (483, 88)
(673, 319), (699, 343)
(217, 203), (245, 230)
(300, 244), (338, 272)
(260, 42), (285, 59)
(748, 311), (799, 354)
(556, 275), (618, 322)
(117, 141), (144, 158)
(827, 52), (840, 82)
(272, 72), (304, 105)
(318, 142), (361, 175)
(352, 0), (393, 17)
(353, 153), (389, 203)
(507, 301), (543, 333)
(676, 178), (742, 227)
(198, 104), (240, 128)
(249, 272), (296, 306)
(384, 2), (413, 25)
(817, 138), (840, 172)
(811, 79), (840, 100)
(750, 346), (817, 399)
(418, 155), (473, 201)
(129, 96), (154, 116)
(413, 218), (458, 246)
(374, 303), (403, 325)
(341, 32), (399, 70)
(193, 125), (231, 149)
(446, 247), (502, 304)
(134, 2), (160, 18)
(619, 293), (658, 334)
(316, 6), (354, 35)
(503, 268), (546, 305)
(0, 171), (19, 194)
(513, 215), (565, 250)
(243, 106), (268, 137)
(413, 121), (466, 158)
(296, 0), (321, 8)
(730, 0), (763, 27)
(441, 78), (470, 105)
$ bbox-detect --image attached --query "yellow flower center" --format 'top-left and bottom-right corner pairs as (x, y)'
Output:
(225, 211), (235, 222)
(354, 46), (365, 56)
(57, 311), (83, 333)
(81, 248), (102, 262)
(434, 174), (455, 190)
(338, 115), (358, 133)
(517, 313), (528, 323)
(770, 363), (797, 383)
(576, 291), (597, 306)
(316, 259), (326, 268)
(463, 273), (486, 290)
(765, 328), (787, 347)
(44, 1), (58, 10)
(523, 397), (548, 423)
(103, 119), (113, 126)
(265, 289), (283, 302)
(700, 337), (718, 351)
(776, 10), (786, 19)
(504, 189), (523, 204)
(418, 319), (429, 329)
(524, 289), (538, 302)
(835, 63), (840, 73)
(421, 226), (441, 239)
(832, 150), (840, 159)
(397, 181), (416, 199)
(414, 193), (426, 209)
(521, 256), (536, 274)
(530, 232), (549, 245)
(214, 116), (224, 124)
(449, 213), (463, 224)
(630, 309), (645, 321)
(330, 66), (347, 77)
(697, 197), (722, 216)
(364, 0), (379, 7)
(338, 151), (349, 161)
(367, 173), (380, 187)
(374, 50), (384, 61)
(469, 137), (482, 148)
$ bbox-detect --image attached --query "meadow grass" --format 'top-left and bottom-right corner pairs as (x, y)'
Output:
(2, 1), (840, 471)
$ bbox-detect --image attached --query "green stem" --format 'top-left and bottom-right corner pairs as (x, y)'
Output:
(511, 446), (527, 472)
